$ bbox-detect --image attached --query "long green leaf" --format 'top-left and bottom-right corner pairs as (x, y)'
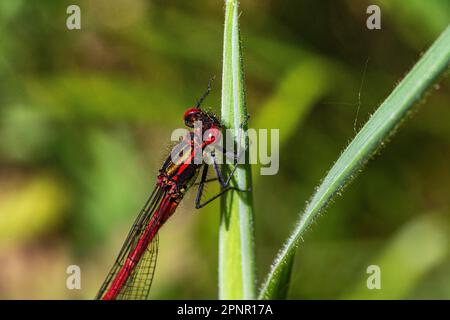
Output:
(219, 0), (255, 299)
(259, 25), (450, 299)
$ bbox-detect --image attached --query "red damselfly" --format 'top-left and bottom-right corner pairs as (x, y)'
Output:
(95, 81), (248, 300)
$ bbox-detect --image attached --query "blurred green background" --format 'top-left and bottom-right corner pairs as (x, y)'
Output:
(0, 0), (449, 299)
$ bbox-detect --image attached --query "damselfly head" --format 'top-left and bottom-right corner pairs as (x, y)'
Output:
(183, 107), (221, 129)
(183, 107), (202, 127)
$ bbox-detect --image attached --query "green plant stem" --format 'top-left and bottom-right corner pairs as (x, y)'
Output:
(219, 0), (255, 299)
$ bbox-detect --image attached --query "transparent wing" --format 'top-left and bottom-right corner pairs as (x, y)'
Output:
(95, 187), (165, 300)
(116, 234), (159, 300)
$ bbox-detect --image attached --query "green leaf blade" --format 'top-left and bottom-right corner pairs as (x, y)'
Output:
(259, 25), (450, 300)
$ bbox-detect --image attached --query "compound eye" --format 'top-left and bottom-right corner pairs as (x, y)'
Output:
(183, 107), (202, 127)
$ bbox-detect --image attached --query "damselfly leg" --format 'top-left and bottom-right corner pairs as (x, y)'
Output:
(195, 164), (246, 209)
